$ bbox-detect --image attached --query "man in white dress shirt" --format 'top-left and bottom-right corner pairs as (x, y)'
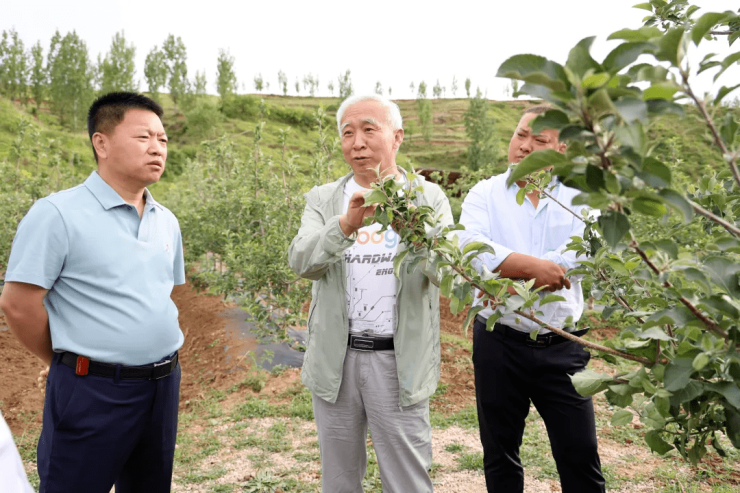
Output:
(458, 105), (605, 492)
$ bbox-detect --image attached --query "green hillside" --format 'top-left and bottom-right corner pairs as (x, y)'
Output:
(1, 93), (729, 187)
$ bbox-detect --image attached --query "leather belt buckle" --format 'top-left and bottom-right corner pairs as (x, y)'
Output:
(151, 353), (178, 380)
(350, 334), (374, 351)
(525, 336), (551, 348)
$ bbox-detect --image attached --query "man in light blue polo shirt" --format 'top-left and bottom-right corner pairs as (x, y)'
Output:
(0, 92), (185, 492)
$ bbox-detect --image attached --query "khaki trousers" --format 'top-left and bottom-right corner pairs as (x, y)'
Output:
(312, 348), (433, 493)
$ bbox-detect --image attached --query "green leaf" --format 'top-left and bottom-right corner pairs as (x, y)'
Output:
(611, 409), (634, 426)
(658, 188), (693, 223)
(704, 257), (740, 298)
(643, 82), (680, 101)
(725, 405), (740, 448)
(714, 51), (740, 82)
(586, 164), (606, 192)
(654, 27), (687, 66)
(632, 196), (668, 217)
(645, 430), (674, 455)
(604, 258), (629, 275)
(646, 99), (684, 116)
(598, 211), (630, 248)
(641, 403), (666, 429)
(540, 294), (566, 306)
(496, 54), (570, 92)
(638, 327), (674, 341)
(462, 241), (495, 257)
(692, 13), (733, 45)
(669, 381), (704, 406)
(654, 239), (678, 259)
(570, 369), (612, 396)
(633, 3), (654, 12)
(440, 273), (454, 298)
(530, 110), (570, 134)
(637, 157), (672, 187)
(608, 26), (663, 42)
(720, 113), (738, 146)
(463, 305), (485, 334)
(516, 187), (527, 206)
(615, 122), (645, 151)
(706, 382), (740, 409)
(664, 357), (695, 392)
(692, 352), (710, 371)
(362, 189), (387, 206)
(701, 294), (740, 319)
(506, 150), (568, 186)
(603, 42), (655, 74)
(582, 72), (611, 89)
(566, 37), (602, 77)
(393, 249), (409, 279)
(486, 311), (502, 331)
(614, 97), (648, 123)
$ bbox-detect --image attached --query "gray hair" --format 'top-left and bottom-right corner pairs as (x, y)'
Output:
(336, 94), (403, 136)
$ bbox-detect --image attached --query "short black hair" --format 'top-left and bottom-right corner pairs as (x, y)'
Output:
(87, 92), (164, 162)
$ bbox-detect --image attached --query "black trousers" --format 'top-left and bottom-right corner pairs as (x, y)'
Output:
(472, 318), (606, 493)
(38, 353), (181, 493)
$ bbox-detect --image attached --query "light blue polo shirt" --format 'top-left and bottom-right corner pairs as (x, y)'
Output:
(5, 171), (185, 365)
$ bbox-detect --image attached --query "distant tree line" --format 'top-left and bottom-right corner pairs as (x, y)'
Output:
(0, 28), (358, 131)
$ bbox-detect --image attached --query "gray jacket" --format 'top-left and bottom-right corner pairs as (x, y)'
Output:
(288, 170), (453, 407)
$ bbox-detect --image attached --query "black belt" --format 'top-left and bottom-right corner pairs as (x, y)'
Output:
(348, 333), (394, 351)
(475, 315), (588, 348)
(59, 351), (179, 380)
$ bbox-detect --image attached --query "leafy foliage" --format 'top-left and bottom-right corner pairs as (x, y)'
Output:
(100, 31), (137, 94)
(464, 88), (497, 170)
(366, 3), (740, 464)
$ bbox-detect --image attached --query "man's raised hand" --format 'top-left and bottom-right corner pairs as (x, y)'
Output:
(340, 190), (377, 236)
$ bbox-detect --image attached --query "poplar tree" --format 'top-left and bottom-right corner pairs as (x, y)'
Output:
(432, 79), (442, 98)
(29, 41), (46, 110)
(416, 81), (432, 142)
(465, 77), (471, 97)
(254, 73), (264, 92)
(193, 70), (207, 96)
(0, 29), (30, 102)
(451, 76), (458, 97)
(463, 88), (496, 170)
(375, 81), (383, 95)
(144, 47), (167, 101)
(338, 70), (352, 101)
(162, 34), (188, 109)
(47, 30), (94, 131)
(216, 49), (237, 100)
(277, 70), (287, 96)
(101, 31), (137, 93)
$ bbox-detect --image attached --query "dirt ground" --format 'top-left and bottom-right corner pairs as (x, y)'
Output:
(5, 283), (737, 492)
(0, 283), (612, 435)
(0, 284), (248, 435)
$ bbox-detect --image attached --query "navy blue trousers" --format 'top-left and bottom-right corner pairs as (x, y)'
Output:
(37, 353), (181, 493)
(473, 319), (605, 493)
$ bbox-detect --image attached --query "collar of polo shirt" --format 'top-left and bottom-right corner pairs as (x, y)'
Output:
(84, 171), (162, 212)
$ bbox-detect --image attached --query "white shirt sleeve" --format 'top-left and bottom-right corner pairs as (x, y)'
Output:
(457, 180), (514, 272)
(0, 412), (34, 493)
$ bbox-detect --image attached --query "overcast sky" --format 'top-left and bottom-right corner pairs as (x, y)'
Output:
(4, 0), (739, 100)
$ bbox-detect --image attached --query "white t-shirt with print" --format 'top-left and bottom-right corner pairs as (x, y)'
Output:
(343, 178), (400, 336)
